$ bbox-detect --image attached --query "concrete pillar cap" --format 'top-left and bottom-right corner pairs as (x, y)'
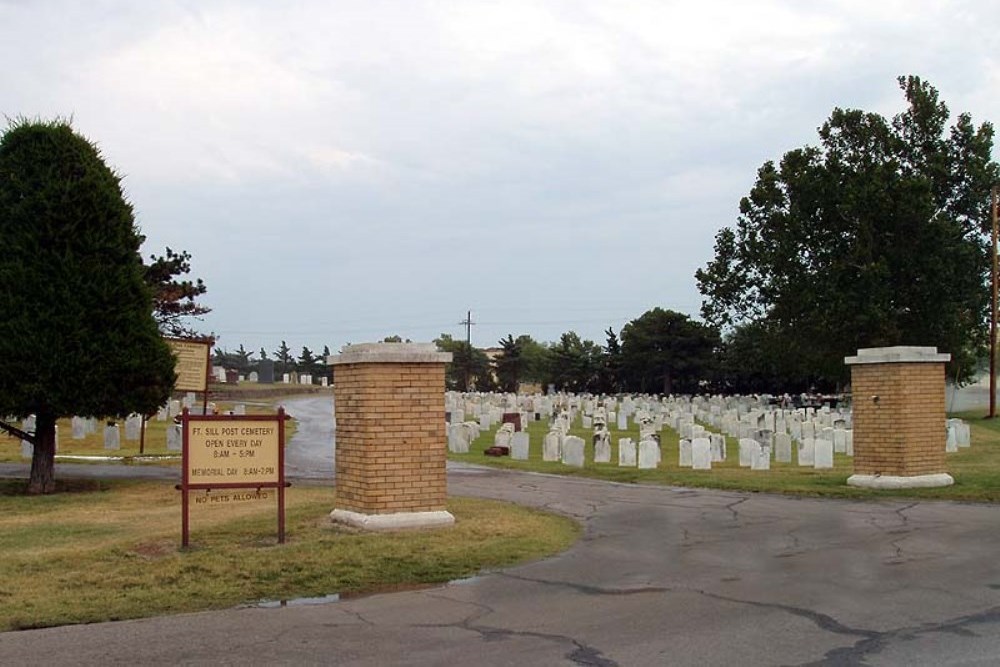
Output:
(844, 346), (951, 365)
(327, 342), (453, 365)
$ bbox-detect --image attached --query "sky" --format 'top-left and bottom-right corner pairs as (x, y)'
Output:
(2, 0), (997, 359)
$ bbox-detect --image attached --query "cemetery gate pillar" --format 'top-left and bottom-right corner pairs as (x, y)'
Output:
(845, 346), (953, 488)
(328, 343), (455, 530)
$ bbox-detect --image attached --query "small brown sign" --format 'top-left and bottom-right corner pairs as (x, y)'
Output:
(166, 337), (212, 393)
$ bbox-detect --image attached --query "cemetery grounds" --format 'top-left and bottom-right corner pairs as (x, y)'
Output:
(450, 409), (1000, 502)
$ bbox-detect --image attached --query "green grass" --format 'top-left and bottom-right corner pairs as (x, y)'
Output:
(0, 479), (578, 630)
(450, 412), (1000, 502)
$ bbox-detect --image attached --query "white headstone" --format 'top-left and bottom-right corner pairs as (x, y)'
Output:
(638, 439), (659, 469)
(751, 444), (771, 471)
(166, 424), (182, 451)
(448, 424), (470, 454)
(775, 433), (792, 463)
(543, 431), (562, 461)
(582, 416), (593, 429)
(678, 438), (693, 467)
(833, 428), (847, 453)
(71, 416), (86, 440)
(691, 437), (712, 470)
(124, 414), (142, 441)
(21, 439), (32, 458)
(617, 411), (628, 431)
(710, 433), (726, 462)
(845, 429), (854, 456)
(593, 435), (611, 463)
(234, 404), (246, 416)
(104, 423), (120, 451)
(738, 438), (758, 467)
(798, 437), (816, 467)
(618, 437), (637, 467)
(511, 431), (530, 460)
(814, 438), (834, 469)
(561, 435), (585, 467)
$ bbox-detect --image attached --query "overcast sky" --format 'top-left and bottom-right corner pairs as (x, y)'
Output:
(2, 1), (996, 358)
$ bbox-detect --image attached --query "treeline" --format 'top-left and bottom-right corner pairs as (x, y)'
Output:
(212, 341), (332, 381)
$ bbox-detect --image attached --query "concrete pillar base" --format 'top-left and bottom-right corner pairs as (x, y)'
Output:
(847, 473), (954, 489)
(330, 509), (455, 531)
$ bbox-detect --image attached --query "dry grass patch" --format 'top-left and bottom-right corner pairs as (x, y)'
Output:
(0, 479), (578, 631)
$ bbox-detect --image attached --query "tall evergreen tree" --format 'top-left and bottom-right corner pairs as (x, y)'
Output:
(0, 120), (175, 493)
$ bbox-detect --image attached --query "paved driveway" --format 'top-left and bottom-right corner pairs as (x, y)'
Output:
(3, 396), (1000, 665)
(2, 463), (999, 666)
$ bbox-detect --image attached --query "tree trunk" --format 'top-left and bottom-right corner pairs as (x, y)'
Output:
(662, 373), (673, 396)
(28, 412), (57, 494)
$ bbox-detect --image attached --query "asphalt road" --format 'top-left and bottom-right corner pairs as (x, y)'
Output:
(2, 397), (1000, 666)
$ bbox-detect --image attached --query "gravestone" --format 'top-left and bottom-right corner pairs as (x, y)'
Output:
(582, 415), (592, 429)
(543, 431), (561, 461)
(752, 445), (771, 471)
(71, 416), (86, 440)
(775, 433), (792, 463)
(814, 438), (834, 469)
(637, 439), (659, 469)
(561, 435), (585, 467)
(738, 438), (757, 467)
(798, 437), (816, 466)
(593, 436), (611, 463)
(710, 433), (726, 462)
(21, 439), (31, 458)
(104, 423), (120, 451)
(618, 438), (637, 467)
(617, 411), (628, 431)
(166, 424), (182, 451)
(124, 414), (142, 441)
(833, 428), (847, 453)
(678, 438), (693, 467)
(448, 424), (470, 454)
(234, 404), (246, 416)
(691, 437), (712, 470)
(258, 360), (275, 384)
(511, 431), (530, 460)
(249, 371), (259, 383)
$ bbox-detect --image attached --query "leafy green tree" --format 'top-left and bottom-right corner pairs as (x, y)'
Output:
(144, 247), (209, 337)
(434, 334), (495, 391)
(697, 76), (998, 385)
(515, 334), (551, 384)
(619, 308), (720, 394)
(0, 120), (175, 493)
(546, 332), (604, 393)
(494, 334), (523, 393)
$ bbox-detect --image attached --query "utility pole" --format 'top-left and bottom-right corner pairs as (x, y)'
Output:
(459, 310), (475, 391)
(990, 185), (999, 418)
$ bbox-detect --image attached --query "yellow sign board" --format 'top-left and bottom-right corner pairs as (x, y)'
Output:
(185, 419), (280, 485)
(167, 338), (211, 392)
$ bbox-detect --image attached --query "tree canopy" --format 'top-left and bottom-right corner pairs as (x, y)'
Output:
(145, 247), (209, 338)
(619, 308), (720, 394)
(696, 76), (998, 386)
(0, 120), (176, 493)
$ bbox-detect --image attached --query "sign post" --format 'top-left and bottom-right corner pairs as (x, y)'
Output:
(179, 408), (286, 547)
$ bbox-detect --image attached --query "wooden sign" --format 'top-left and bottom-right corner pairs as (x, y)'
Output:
(166, 337), (212, 393)
(180, 409), (287, 547)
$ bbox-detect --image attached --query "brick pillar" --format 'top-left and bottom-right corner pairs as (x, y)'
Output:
(328, 343), (454, 530)
(845, 346), (953, 489)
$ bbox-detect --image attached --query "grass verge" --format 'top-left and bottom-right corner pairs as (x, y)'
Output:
(0, 479), (578, 631)
(449, 411), (1000, 502)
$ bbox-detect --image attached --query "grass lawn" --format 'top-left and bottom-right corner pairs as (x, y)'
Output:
(450, 411), (1000, 502)
(0, 399), (299, 464)
(0, 479), (578, 631)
